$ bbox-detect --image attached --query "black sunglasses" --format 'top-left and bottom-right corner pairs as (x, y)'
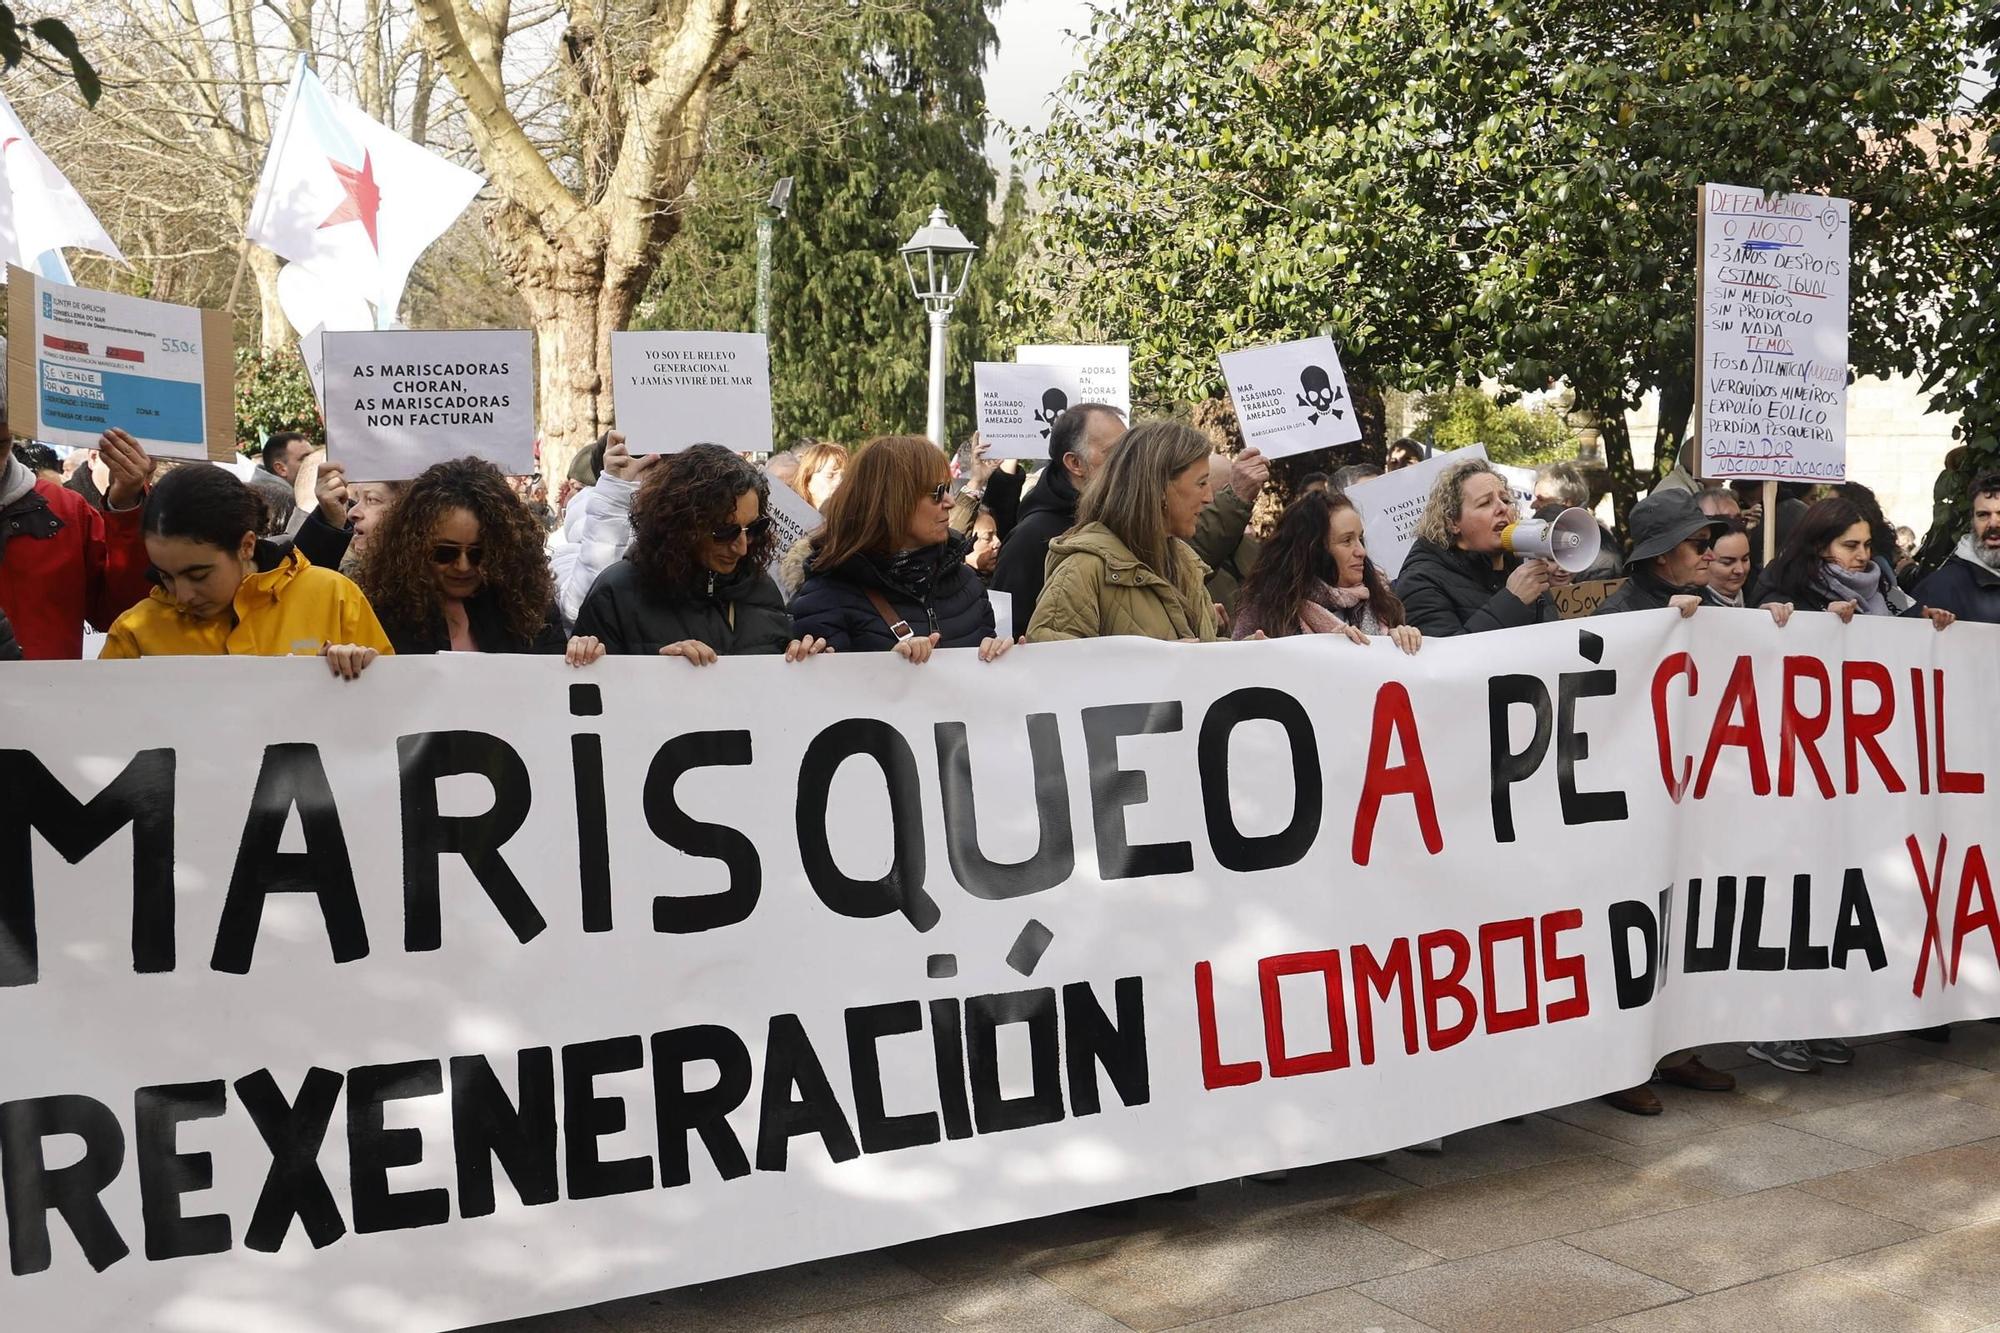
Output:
(928, 482), (951, 505)
(431, 543), (484, 567)
(710, 516), (773, 544)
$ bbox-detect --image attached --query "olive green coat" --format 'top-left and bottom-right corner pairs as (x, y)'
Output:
(1025, 522), (1220, 642)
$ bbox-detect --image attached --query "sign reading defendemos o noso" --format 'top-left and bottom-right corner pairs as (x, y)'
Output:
(5, 265), (235, 460)
(323, 329), (534, 481)
(1218, 334), (1365, 460)
(610, 331), (773, 455)
(974, 360), (1092, 460)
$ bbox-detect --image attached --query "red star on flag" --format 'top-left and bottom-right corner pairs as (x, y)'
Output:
(318, 151), (381, 252)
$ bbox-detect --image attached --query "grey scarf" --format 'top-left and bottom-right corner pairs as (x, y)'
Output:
(1814, 560), (1891, 616)
(0, 456), (36, 508)
(1957, 533), (2000, 575)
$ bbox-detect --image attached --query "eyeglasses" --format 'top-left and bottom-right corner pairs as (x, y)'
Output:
(431, 543), (484, 567)
(709, 516), (773, 544)
(928, 482), (951, 505)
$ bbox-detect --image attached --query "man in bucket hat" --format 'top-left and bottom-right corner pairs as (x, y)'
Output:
(1592, 488), (1729, 618)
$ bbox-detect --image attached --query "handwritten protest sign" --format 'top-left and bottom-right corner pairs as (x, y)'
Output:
(611, 331), (773, 455)
(1695, 184), (1851, 482)
(1554, 579), (1624, 619)
(1344, 443), (1487, 579)
(5, 615), (1997, 1331)
(1218, 335), (1364, 460)
(975, 360), (1091, 460)
(323, 329), (534, 480)
(6, 266), (233, 460)
(1015, 344), (1131, 417)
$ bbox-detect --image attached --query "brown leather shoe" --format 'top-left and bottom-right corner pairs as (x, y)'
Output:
(1603, 1084), (1662, 1115)
(1656, 1053), (1736, 1092)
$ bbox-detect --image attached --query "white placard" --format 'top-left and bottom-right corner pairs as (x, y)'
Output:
(323, 329), (534, 481)
(763, 471), (820, 568)
(1015, 343), (1131, 417)
(988, 588), (1014, 641)
(1345, 443), (1487, 579)
(610, 331), (773, 455)
(1218, 335), (1364, 460)
(1696, 183), (1851, 482)
(8, 268), (221, 459)
(297, 323), (327, 409)
(1493, 462), (1538, 517)
(974, 361), (1092, 460)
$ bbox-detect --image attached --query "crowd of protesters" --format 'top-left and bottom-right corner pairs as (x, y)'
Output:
(5, 368), (1998, 1118)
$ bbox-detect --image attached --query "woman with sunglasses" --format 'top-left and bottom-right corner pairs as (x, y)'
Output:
(100, 463), (391, 679)
(572, 444), (825, 662)
(360, 457), (596, 661)
(789, 435), (1010, 663)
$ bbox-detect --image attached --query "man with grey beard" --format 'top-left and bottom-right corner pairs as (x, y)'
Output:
(1915, 472), (2000, 624)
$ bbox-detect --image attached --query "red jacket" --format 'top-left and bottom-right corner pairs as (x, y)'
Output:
(0, 480), (153, 659)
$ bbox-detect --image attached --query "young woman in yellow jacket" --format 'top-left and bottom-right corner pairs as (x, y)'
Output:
(102, 463), (392, 678)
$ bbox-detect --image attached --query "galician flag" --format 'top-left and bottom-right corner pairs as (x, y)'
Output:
(246, 58), (483, 328)
(0, 88), (123, 283)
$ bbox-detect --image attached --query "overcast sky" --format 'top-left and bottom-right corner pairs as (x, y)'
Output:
(986, 0), (1099, 170)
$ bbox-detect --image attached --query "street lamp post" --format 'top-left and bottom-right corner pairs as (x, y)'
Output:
(754, 177), (793, 337)
(898, 205), (977, 448)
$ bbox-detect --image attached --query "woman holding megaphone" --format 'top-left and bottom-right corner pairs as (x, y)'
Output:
(1394, 458), (1562, 636)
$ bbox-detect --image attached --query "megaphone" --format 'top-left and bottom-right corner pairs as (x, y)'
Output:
(1501, 507), (1602, 575)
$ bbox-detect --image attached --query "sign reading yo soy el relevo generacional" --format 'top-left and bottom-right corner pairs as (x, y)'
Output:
(610, 331), (773, 455)
(1696, 183), (1851, 482)
(1015, 343), (1132, 418)
(974, 360), (1092, 460)
(5, 265), (235, 460)
(323, 328), (534, 481)
(1218, 334), (1364, 460)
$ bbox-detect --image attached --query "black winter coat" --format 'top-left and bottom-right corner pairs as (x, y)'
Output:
(0, 603), (19, 661)
(379, 587), (568, 655)
(988, 466), (1081, 630)
(1752, 558), (1919, 618)
(1592, 565), (1698, 616)
(789, 531), (995, 651)
(572, 559), (793, 656)
(1915, 556), (2000, 626)
(292, 508), (354, 572)
(1393, 538), (1558, 636)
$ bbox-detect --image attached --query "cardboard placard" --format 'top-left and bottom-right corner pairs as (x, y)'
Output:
(974, 361), (1092, 460)
(1217, 335), (1364, 460)
(1554, 578), (1624, 619)
(1343, 443), (1487, 580)
(322, 329), (534, 481)
(6, 266), (234, 461)
(610, 331), (773, 455)
(1695, 184), (1851, 482)
(1014, 344), (1131, 418)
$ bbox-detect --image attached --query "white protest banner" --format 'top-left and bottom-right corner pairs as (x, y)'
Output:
(5, 266), (233, 460)
(323, 328), (533, 480)
(1696, 183), (1851, 482)
(1345, 443), (1487, 579)
(1015, 343), (1132, 418)
(763, 470), (820, 570)
(611, 331), (773, 455)
(5, 614), (1998, 1331)
(974, 360), (1091, 460)
(1218, 334), (1364, 459)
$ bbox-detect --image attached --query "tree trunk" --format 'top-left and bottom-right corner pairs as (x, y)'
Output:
(1651, 373), (1694, 484)
(249, 247), (290, 356)
(1593, 399), (1640, 546)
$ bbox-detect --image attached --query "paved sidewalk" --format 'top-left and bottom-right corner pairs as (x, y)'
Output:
(482, 1027), (2000, 1333)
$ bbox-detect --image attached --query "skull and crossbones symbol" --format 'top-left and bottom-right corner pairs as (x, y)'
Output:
(1297, 365), (1345, 426)
(1033, 388), (1069, 438)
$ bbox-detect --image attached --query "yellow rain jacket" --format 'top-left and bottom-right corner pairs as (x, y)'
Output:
(101, 546), (394, 660)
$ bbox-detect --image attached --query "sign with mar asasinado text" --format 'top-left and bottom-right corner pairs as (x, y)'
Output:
(323, 328), (534, 481)
(1218, 334), (1365, 460)
(1696, 183), (1851, 482)
(5, 265), (234, 460)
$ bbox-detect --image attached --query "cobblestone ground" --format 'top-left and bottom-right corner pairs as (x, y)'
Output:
(477, 1027), (2000, 1333)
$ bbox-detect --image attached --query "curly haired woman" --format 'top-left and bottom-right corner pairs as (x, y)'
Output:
(360, 457), (589, 659)
(572, 444), (828, 663)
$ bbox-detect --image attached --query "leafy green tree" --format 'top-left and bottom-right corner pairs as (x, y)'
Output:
(641, 0), (1005, 449)
(233, 350), (320, 457)
(1018, 0), (1975, 533)
(1414, 387), (1574, 467)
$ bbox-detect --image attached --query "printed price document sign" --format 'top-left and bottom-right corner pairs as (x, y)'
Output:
(611, 331), (773, 455)
(323, 329), (534, 481)
(6, 266), (233, 460)
(1696, 184), (1851, 482)
(1219, 335), (1364, 460)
